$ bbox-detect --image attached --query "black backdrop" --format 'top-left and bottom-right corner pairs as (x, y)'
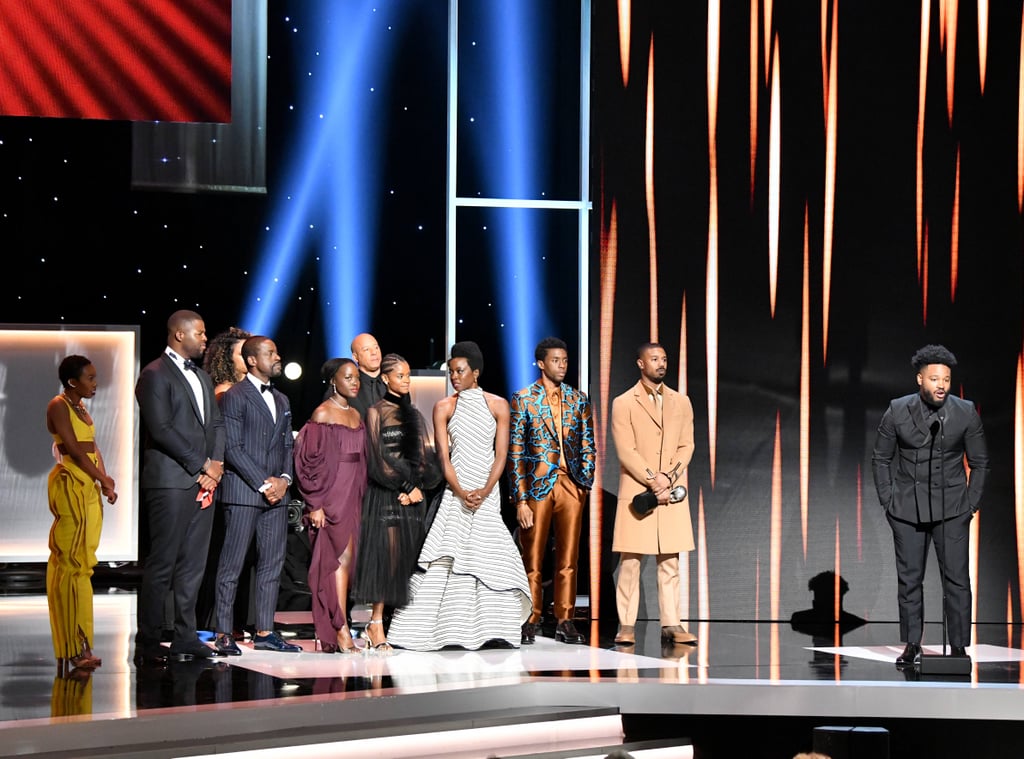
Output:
(592, 0), (1023, 625)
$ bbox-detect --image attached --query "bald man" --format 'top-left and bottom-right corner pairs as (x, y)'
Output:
(350, 332), (387, 417)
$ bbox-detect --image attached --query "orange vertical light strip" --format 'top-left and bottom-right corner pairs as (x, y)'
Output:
(618, 0), (631, 87)
(1018, 14), (1024, 213)
(768, 35), (781, 317)
(940, 0), (948, 46)
(595, 198), (619, 621)
(750, 0), (759, 203)
(978, 0), (988, 94)
(917, 0), (930, 270)
(1008, 367), (1022, 635)
(822, 6), (838, 361)
(707, 1), (721, 487)
(951, 146), (960, 301)
(708, 0), (720, 143)
(922, 221), (930, 324)
(945, 0), (958, 125)
(1008, 584), (1014, 647)
(697, 489), (709, 623)
(821, 0), (830, 124)
(800, 205), (811, 559)
(770, 621), (780, 681)
(770, 417), (782, 676)
(764, 0), (772, 85)
(706, 194), (719, 487)
(645, 35), (658, 342)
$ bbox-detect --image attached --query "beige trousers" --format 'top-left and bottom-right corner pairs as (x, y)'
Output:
(616, 553), (680, 626)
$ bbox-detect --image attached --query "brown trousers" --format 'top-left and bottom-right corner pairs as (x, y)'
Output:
(520, 472), (587, 623)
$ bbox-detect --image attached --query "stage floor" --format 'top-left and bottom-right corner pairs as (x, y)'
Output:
(3, 592), (1024, 758)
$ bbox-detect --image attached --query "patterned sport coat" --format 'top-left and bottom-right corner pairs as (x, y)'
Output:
(508, 380), (595, 502)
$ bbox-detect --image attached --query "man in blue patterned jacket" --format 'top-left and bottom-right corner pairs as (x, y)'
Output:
(509, 337), (595, 645)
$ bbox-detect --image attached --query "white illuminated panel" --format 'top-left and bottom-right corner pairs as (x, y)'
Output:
(0, 326), (139, 562)
(410, 369), (449, 445)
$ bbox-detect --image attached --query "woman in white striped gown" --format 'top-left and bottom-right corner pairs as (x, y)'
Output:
(388, 342), (530, 650)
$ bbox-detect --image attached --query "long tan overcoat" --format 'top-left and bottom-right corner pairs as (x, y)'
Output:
(610, 380), (695, 554)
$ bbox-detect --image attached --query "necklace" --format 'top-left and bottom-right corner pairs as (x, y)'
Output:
(329, 395), (351, 411)
(63, 392), (87, 415)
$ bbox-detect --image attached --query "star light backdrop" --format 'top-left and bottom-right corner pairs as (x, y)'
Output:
(1, 1), (1023, 636)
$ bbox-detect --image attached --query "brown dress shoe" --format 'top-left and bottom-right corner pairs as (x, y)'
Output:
(614, 625), (635, 645)
(661, 625), (698, 644)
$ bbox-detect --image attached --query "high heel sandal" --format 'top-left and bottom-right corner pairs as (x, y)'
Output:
(336, 625), (358, 654)
(69, 651), (102, 670)
(360, 619), (393, 654)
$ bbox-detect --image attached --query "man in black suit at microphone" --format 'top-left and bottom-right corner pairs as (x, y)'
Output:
(871, 344), (989, 667)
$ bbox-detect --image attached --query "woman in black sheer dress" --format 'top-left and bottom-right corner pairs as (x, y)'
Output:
(351, 353), (441, 652)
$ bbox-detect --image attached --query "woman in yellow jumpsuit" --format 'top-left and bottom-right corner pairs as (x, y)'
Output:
(45, 355), (118, 673)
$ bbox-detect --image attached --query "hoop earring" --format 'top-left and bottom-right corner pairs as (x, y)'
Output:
(69, 383), (76, 389)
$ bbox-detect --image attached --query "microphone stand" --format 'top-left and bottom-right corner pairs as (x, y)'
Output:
(918, 414), (972, 675)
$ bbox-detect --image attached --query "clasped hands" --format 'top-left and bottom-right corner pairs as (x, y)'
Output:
(197, 459), (224, 493)
(648, 470), (673, 504)
(259, 476), (289, 505)
(397, 487), (424, 507)
(459, 487), (488, 512)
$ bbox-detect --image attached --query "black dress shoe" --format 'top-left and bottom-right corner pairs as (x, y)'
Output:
(895, 642), (921, 667)
(950, 646), (968, 657)
(214, 633), (242, 656)
(133, 644), (169, 666)
(554, 620), (586, 644)
(169, 639), (224, 661)
(521, 622), (537, 644)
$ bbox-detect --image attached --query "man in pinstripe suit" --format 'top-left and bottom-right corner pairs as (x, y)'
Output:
(212, 336), (300, 654)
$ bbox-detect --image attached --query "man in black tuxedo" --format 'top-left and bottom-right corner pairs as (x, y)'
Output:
(212, 336), (299, 655)
(871, 344), (989, 667)
(135, 310), (226, 663)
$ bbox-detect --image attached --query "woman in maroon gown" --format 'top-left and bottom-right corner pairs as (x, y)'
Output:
(293, 358), (367, 653)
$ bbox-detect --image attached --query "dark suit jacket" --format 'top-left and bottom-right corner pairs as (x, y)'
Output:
(218, 378), (294, 507)
(136, 353), (224, 489)
(509, 381), (595, 502)
(871, 392), (989, 523)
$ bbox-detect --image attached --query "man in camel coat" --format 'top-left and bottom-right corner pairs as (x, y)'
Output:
(610, 342), (696, 646)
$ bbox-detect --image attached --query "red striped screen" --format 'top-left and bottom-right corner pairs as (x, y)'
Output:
(0, 1), (231, 122)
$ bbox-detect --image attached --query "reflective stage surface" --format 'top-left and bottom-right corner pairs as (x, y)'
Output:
(3, 593), (1024, 758)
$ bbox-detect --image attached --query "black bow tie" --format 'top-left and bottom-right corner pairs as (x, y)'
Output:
(183, 359), (197, 371)
(260, 383), (272, 393)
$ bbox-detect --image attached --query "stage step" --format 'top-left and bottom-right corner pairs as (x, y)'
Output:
(64, 706), (630, 759)
(506, 736), (694, 758)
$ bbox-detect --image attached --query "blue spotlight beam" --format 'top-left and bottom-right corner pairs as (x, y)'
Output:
(481, 0), (549, 393)
(243, 2), (402, 357)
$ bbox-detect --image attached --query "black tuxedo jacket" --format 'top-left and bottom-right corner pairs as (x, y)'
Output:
(871, 392), (989, 523)
(136, 353), (224, 489)
(218, 378), (294, 507)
